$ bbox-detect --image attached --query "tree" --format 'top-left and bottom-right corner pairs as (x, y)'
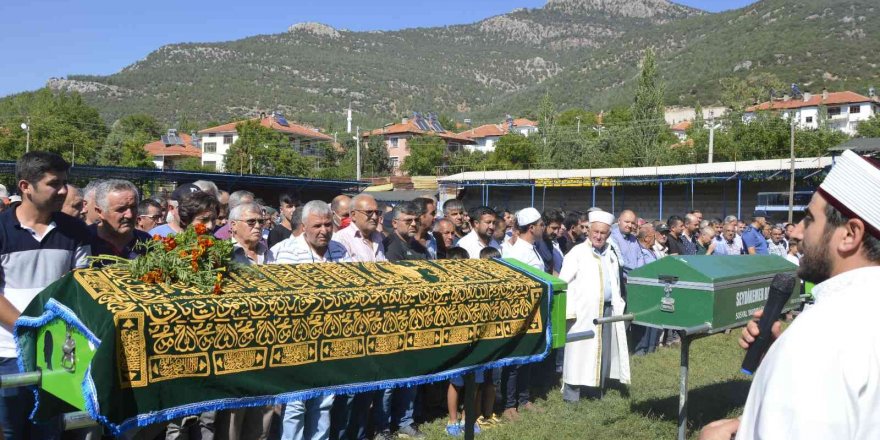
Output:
(719, 73), (785, 111)
(537, 93), (556, 133)
(98, 133), (156, 168)
(493, 134), (538, 169)
(556, 108), (598, 128)
(402, 135), (445, 175)
(223, 120), (312, 176)
(437, 114), (458, 132)
(0, 88), (107, 164)
(175, 157), (215, 172)
(857, 115), (880, 138)
(626, 48), (667, 166)
(363, 136), (391, 176)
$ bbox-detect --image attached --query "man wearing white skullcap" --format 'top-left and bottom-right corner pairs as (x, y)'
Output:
(701, 150), (880, 440)
(498, 207), (545, 419)
(557, 210), (630, 402)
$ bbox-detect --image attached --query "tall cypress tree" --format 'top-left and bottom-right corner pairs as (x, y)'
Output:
(628, 49), (666, 166)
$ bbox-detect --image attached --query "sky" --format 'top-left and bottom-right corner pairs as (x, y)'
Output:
(0, 0), (756, 98)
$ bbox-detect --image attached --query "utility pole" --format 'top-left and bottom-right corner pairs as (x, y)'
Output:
(21, 117), (30, 153)
(576, 116), (581, 134)
(355, 125), (361, 181)
(347, 103), (353, 134)
(787, 116), (796, 224)
(72, 143), (75, 167)
(707, 111), (721, 163)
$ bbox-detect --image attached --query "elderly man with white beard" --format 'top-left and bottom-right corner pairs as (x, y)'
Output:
(558, 210), (630, 402)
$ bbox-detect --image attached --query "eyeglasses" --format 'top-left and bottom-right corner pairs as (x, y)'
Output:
(354, 210), (382, 218)
(236, 218), (266, 228)
(395, 218), (418, 224)
(139, 214), (163, 221)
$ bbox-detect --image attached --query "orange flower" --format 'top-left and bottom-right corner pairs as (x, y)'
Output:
(152, 234), (162, 242)
(191, 260), (199, 271)
(163, 237), (177, 251)
(179, 250), (188, 258)
(212, 283), (222, 295)
(194, 224), (208, 236)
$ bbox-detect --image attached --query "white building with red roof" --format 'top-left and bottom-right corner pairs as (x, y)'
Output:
(198, 112), (333, 171)
(670, 120), (692, 142)
(744, 89), (879, 135)
(143, 129), (202, 170)
(362, 112), (475, 173)
(457, 117), (539, 153)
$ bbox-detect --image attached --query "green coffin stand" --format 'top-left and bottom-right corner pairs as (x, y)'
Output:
(626, 255), (800, 332)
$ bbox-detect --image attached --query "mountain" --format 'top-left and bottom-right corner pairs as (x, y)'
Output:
(40, 0), (879, 128)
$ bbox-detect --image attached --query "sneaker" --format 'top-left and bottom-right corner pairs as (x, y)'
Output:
(502, 407), (520, 422)
(445, 422), (463, 437)
(476, 416), (494, 429)
(397, 425), (426, 439)
(489, 413), (503, 425)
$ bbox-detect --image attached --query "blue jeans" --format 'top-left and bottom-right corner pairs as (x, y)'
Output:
(0, 357), (61, 440)
(282, 396), (333, 440)
(330, 393), (372, 440)
(502, 365), (530, 409)
(632, 325), (661, 355)
(372, 387), (416, 433)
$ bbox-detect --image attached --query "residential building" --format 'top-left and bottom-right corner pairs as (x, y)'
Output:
(665, 106), (727, 125)
(363, 112), (474, 174)
(670, 120), (692, 142)
(198, 112), (333, 171)
(143, 129), (201, 170)
(457, 117), (539, 153)
(744, 90), (879, 136)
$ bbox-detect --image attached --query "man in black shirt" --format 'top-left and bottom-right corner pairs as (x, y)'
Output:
(383, 202), (427, 261)
(267, 192), (301, 248)
(666, 215), (694, 255)
(90, 180), (152, 267)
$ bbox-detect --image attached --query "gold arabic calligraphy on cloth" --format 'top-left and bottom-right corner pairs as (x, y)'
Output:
(74, 259), (544, 388)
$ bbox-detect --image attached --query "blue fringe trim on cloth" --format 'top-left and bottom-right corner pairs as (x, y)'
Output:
(13, 299), (104, 424)
(13, 270), (554, 437)
(112, 260), (556, 436)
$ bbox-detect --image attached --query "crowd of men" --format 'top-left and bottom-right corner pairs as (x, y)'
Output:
(1, 150), (878, 440)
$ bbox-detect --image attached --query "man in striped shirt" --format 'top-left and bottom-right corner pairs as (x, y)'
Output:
(271, 201), (348, 440)
(0, 152), (91, 440)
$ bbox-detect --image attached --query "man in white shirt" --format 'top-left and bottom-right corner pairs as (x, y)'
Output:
(271, 201), (349, 440)
(499, 207), (545, 421)
(501, 208), (545, 271)
(457, 206), (500, 259)
(332, 194), (386, 262)
(701, 150), (880, 440)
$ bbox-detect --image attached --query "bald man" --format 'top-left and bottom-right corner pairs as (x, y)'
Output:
(331, 195), (351, 232)
(609, 209), (643, 274)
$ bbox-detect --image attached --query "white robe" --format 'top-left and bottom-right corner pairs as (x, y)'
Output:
(736, 266), (880, 439)
(559, 242), (631, 387)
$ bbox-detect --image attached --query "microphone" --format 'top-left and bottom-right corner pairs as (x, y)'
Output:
(741, 272), (797, 375)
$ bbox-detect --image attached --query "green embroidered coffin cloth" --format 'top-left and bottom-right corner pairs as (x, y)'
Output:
(16, 258), (552, 434)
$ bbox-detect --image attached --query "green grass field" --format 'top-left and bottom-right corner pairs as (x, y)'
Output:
(419, 331), (751, 440)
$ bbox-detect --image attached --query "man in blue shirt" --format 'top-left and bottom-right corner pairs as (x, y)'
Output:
(0, 152), (91, 440)
(610, 209), (643, 275)
(741, 212), (770, 255)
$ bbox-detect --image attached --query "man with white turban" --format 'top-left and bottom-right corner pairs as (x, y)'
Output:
(558, 210), (630, 402)
(701, 150), (880, 439)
